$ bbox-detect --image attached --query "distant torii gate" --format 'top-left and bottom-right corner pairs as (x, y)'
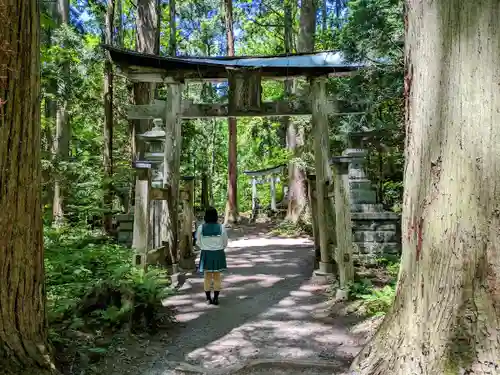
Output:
(104, 44), (369, 279)
(243, 164), (286, 220)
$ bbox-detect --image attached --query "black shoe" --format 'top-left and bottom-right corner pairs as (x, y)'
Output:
(205, 291), (212, 305)
(213, 291), (220, 305)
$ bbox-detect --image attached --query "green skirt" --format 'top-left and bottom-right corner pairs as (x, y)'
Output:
(199, 249), (227, 273)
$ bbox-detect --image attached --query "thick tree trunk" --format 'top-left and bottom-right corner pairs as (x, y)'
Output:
(223, 0), (239, 224)
(0, 0), (55, 373)
(103, 0), (115, 235)
(52, 0), (70, 226)
(285, 0), (316, 223)
(350, 1), (500, 374)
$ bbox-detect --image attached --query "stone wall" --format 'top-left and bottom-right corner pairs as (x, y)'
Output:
(351, 212), (401, 264)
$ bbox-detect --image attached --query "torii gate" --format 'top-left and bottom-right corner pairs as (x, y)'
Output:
(104, 45), (369, 278)
(243, 164), (286, 221)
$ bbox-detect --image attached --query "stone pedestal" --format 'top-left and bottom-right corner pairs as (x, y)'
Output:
(312, 261), (335, 284)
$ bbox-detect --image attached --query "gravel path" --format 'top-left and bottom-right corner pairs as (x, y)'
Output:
(110, 224), (363, 375)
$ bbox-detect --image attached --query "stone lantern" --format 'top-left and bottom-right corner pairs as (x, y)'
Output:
(138, 118), (165, 165)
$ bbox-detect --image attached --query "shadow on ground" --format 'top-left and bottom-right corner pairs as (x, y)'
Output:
(101, 224), (365, 375)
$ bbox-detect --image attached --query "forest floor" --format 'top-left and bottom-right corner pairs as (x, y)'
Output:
(95, 222), (382, 375)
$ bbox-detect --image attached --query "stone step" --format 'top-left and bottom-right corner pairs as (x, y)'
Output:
(353, 230), (398, 243)
(350, 203), (383, 212)
(353, 242), (401, 255)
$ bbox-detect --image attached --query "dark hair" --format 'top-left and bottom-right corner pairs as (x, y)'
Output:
(204, 206), (218, 223)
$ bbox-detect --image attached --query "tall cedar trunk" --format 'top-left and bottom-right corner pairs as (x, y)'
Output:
(0, 0), (55, 373)
(103, 0), (115, 234)
(286, 0), (316, 223)
(350, 1), (500, 374)
(52, 0), (70, 226)
(224, 0), (239, 224)
(278, 0), (293, 149)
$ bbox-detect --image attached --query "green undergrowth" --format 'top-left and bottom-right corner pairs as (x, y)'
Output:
(268, 218), (312, 237)
(346, 258), (399, 317)
(44, 226), (176, 372)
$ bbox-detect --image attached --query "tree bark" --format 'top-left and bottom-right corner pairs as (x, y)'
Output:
(223, 0), (239, 224)
(103, 0), (115, 235)
(52, 0), (70, 226)
(0, 0), (56, 373)
(116, 0), (123, 47)
(168, 0), (176, 56)
(350, 1), (500, 374)
(297, 0), (316, 53)
(285, 0), (316, 223)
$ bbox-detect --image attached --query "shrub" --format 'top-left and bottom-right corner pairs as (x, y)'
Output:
(45, 226), (175, 337)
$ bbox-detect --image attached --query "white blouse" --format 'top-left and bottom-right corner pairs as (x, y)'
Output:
(195, 224), (229, 251)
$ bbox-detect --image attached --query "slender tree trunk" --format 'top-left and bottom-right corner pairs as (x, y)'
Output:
(116, 0), (123, 47)
(210, 119), (218, 205)
(103, 0), (115, 234)
(278, 0), (293, 149)
(286, 0), (316, 223)
(52, 0), (70, 226)
(223, 0), (239, 224)
(350, 1), (500, 374)
(0, 0), (55, 373)
(168, 0), (176, 56)
(321, 0), (327, 45)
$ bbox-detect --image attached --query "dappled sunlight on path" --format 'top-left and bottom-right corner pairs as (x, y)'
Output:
(136, 225), (363, 374)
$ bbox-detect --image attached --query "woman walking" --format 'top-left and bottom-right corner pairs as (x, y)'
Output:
(196, 207), (228, 305)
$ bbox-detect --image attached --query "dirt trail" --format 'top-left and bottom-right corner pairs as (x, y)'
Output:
(105, 224), (364, 375)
